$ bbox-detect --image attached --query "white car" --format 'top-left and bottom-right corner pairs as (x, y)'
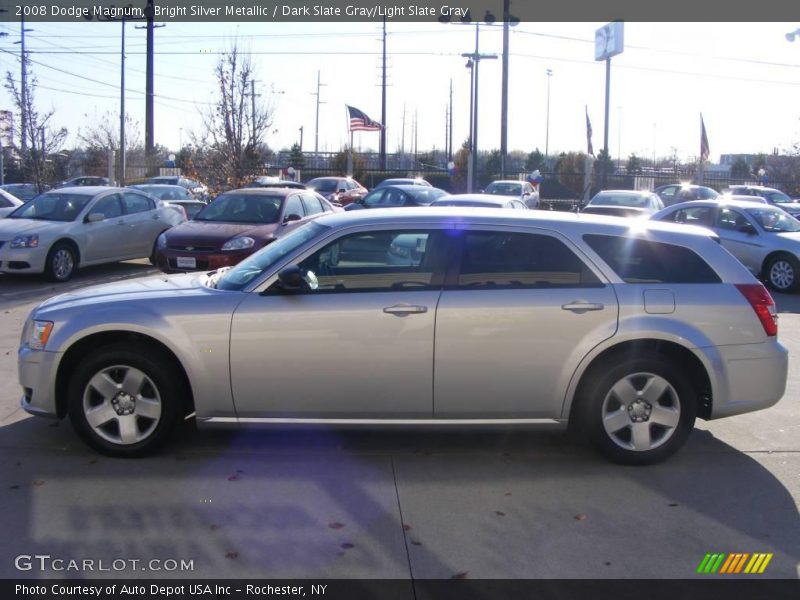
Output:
(0, 186), (185, 281)
(483, 180), (540, 208)
(0, 188), (24, 218)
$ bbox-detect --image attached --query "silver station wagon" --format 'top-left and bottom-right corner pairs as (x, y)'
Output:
(18, 209), (788, 464)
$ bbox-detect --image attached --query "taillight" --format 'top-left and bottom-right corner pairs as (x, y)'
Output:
(735, 283), (778, 336)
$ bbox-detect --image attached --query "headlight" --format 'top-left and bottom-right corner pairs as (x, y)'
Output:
(157, 232), (168, 249)
(221, 236), (255, 251)
(10, 234), (39, 249)
(27, 320), (54, 350)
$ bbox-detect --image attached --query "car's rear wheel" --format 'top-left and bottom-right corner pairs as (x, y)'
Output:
(67, 343), (184, 456)
(577, 355), (696, 465)
(44, 243), (77, 282)
(765, 254), (799, 293)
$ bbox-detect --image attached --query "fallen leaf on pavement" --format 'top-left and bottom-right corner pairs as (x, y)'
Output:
(452, 572), (469, 579)
(340, 543), (354, 549)
(574, 514), (588, 521)
(32, 480), (45, 487)
(225, 552), (238, 560)
(328, 522), (344, 530)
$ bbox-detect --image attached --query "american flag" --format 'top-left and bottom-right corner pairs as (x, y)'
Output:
(585, 106), (594, 156)
(347, 105), (383, 132)
(700, 114), (710, 162)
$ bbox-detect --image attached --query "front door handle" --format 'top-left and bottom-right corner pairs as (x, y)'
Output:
(562, 301), (604, 313)
(383, 304), (428, 316)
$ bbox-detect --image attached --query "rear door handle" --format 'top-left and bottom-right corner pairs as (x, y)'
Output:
(561, 301), (604, 313)
(383, 304), (428, 316)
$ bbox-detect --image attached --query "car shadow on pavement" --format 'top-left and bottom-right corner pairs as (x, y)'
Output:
(0, 416), (798, 579)
(775, 292), (800, 314)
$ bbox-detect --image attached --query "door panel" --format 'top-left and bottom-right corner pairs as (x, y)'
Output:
(81, 193), (126, 262)
(229, 228), (450, 418)
(433, 229), (618, 418)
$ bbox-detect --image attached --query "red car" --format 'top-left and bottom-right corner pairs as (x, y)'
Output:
(155, 188), (340, 272)
(305, 176), (367, 206)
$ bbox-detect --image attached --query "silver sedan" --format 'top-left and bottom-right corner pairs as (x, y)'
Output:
(652, 199), (800, 292)
(0, 186), (184, 281)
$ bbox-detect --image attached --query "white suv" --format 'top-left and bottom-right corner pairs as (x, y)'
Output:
(18, 209), (788, 463)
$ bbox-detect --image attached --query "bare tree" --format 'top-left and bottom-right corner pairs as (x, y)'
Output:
(195, 43), (276, 189)
(4, 59), (67, 189)
(78, 109), (144, 180)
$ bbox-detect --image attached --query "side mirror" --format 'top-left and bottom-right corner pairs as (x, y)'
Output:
(86, 212), (105, 223)
(277, 265), (305, 289)
(276, 265), (318, 291)
(337, 187), (347, 194)
(283, 213), (302, 224)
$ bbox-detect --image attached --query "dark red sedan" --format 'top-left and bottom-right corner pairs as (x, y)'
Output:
(155, 188), (340, 272)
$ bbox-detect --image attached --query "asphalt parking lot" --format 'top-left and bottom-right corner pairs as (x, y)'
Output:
(0, 261), (798, 580)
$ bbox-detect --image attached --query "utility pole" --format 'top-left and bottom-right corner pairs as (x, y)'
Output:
(401, 104), (406, 155)
(119, 19), (126, 185)
(545, 69), (552, 161)
(20, 16), (27, 153)
(500, 0), (510, 178)
(311, 71), (326, 155)
(380, 18), (387, 169)
(136, 1), (163, 167)
(298, 126), (304, 151)
(448, 79), (453, 162)
(250, 79), (261, 143)
(462, 25), (497, 192)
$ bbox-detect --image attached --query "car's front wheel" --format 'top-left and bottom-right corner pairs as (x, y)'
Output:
(67, 343), (184, 456)
(577, 354), (697, 465)
(764, 254), (799, 293)
(44, 242), (77, 282)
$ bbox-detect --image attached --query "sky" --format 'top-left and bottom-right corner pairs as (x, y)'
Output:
(1, 20), (800, 164)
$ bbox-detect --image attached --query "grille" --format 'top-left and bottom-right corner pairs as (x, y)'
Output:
(168, 245), (216, 252)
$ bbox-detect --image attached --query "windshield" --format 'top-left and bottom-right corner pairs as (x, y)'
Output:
(485, 182), (521, 196)
(8, 193), (93, 221)
(408, 188), (447, 205)
(747, 208), (800, 233)
(216, 222), (327, 290)
(762, 190), (793, 204)
(132, 185), (190, 200)
(307, 178), (338, 193)
(194, 193), (282, 223)
(590, 193), (648, 208)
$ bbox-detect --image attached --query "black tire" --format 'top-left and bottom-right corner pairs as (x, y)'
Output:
(576, 354), (697, 465)
(149, 234), (165, 266)
(67, 342), (185, 457)
(764, 254), (800, 293)
(44, 242), (77, 282)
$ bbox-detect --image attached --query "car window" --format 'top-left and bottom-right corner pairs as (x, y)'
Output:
(291, 230), (446, 293)
(661, 206), (713, 226)
(92, 194), (123, 219)
(382, 189), (407, 206)
(301, 193), (324, 215)
(457, 231), (602, 288)
(0, 197), (10, 208)
(659, 187), (677, 198)
(714, 208), (751, 231)
(584, 234), (721, 284)
(746, 207), (800, 233)
(697, 187), (719, 200)
(123, 192), (153, 214)
(363, 190), (385, 207)
(284, 195), (306, 219)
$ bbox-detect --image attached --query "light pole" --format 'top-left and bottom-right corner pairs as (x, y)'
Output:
(461, 24), (497, 192)
(545, 69), (552, 162)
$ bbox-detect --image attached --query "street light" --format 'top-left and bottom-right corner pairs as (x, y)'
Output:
(545, 69), (552, 162)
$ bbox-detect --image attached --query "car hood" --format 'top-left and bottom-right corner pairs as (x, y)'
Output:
(0, 218), (71, 237)
(35, 273), (214, 313)
(163, 220), (280, 246)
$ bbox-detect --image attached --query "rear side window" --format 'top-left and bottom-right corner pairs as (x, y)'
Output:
(584, 234), (720, 284)
(458, 231), (602, 288)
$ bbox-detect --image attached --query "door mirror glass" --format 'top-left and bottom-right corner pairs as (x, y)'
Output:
(283, 213), (302, 223)
(277, 265), (318, 290)
(86, 212), (105, 223)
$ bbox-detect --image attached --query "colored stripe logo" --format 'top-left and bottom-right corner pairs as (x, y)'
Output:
(697, 553), (773, 574)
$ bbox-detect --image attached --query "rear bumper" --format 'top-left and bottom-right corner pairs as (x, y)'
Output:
(709, 340), (788, 419)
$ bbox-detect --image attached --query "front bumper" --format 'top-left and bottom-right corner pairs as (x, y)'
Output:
(155, 248), (254, 272)
(0, 244), (47, 274)
(19, 346), (62, 419)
